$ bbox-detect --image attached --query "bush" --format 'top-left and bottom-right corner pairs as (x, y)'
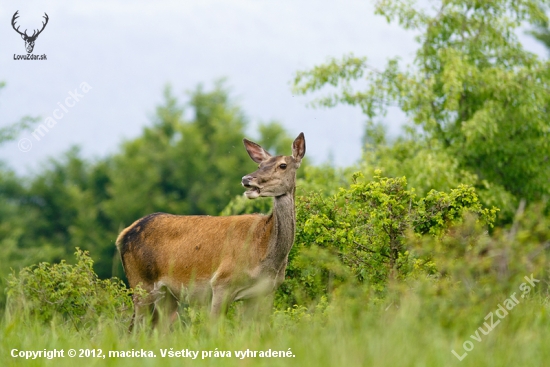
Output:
(5, 249), (133, 329)
(410, 201), (550, 305)
(277, 171), (498, 307)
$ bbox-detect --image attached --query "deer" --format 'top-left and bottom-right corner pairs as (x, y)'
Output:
(116, 132), (306, 329)
(11, 11), (49, 54)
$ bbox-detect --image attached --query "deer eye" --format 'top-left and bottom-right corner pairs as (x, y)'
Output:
(279, 163), (287, 169)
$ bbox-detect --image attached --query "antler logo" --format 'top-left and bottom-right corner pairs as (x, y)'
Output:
(11, 11), (49, 54)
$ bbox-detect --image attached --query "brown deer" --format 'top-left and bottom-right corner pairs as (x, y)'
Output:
(116, 133), (306, 329)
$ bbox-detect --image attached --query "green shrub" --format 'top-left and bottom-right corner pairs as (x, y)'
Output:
(5, 248), (133, 329)
(277, 171), (498, 307)
(409, 202), (550, 305)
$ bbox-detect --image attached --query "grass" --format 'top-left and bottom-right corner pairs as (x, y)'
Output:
(2, 284), (549, 367)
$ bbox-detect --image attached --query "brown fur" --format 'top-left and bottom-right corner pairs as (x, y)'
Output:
(117, 213), (272, 291)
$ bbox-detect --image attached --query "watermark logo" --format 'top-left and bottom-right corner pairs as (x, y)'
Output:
(451, 273), (540, 361)
(17, 82), (92, 152)
(12, 10), (48, 60)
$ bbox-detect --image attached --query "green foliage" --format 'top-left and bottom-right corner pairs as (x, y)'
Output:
(225, 166), (498, 308)
(400, 202), (550, 336)
(277, 171), (497, 306)
(360, 133), (518, 218)
(0, 148), (117, 285)
(0, 163), (66, 311)
(5, 249), (133, 329)
(528, 7), (550, 52)
(293, 0), (550, 222)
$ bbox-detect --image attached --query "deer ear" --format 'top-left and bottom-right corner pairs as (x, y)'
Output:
(292, 132), (306, 162)
(243, 139), (271, 163)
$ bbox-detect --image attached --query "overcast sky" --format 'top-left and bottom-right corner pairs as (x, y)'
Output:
(0, 1), (545, 175)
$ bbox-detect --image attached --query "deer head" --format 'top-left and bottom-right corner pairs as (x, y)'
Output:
(12, 11), (49, 54)
(242, 133), (306, 199)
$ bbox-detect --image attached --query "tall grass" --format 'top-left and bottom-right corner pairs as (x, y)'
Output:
(2, 280), (549, 367)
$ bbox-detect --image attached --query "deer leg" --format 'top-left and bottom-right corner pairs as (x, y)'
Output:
(210, 279), (235, 319)
(129, 304), (150, 333)
(152, 290), (178, 331)
(129, 292), (155, 332)
(149, 282), (179, 331)
(242, 293), (274, 321)
(210, 288), (227, 318)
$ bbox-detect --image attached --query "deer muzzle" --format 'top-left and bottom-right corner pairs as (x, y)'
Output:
(242, 175), (261, 199)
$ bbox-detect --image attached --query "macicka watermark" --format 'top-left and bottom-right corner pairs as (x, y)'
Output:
(17, 82), (92, 153)
(451, 273), (540, 361)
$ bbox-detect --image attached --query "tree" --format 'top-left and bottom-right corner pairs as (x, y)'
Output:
(293, 0), (550, 221)
(528, 4), (550, 51)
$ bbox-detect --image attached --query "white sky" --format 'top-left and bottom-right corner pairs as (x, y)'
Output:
(0, 1), (545, 174)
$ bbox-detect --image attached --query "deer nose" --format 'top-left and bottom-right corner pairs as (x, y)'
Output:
(242, 175), (253, 186)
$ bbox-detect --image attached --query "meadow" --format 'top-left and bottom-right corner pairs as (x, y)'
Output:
(2, 274), (549, 366)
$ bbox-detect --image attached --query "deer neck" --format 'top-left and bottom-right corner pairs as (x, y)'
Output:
(261, 188), (296, 273)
